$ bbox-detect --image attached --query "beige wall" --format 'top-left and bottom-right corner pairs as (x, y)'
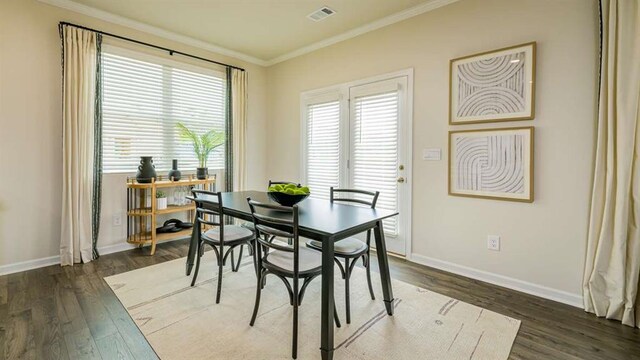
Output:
(266, 0), (598, 298)
(0, 0), (268, 267)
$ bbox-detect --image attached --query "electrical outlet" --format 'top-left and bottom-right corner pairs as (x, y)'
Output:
(487, 235), (500, 251)
(423, 148), (441, 161)
(112, 213), (122, 226)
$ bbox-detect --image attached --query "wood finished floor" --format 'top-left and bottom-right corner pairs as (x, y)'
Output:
(0, 240), (638, 360)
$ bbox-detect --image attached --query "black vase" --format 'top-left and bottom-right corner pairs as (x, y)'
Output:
(136, 156), (157, 183)
(196, 167), (208, 180)
(168, 159), (181, 181)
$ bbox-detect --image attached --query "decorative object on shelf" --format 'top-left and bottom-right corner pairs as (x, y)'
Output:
(168, 159), (181, 181)
(176, 122), (225, 180)
(156, 190), (168, 210)
(449, 127), (534, 202)
(136, 156), (157, 183)
(126, 176), (215, 255)
(267, 183), (310, 206)
(450, 42), (536, 125)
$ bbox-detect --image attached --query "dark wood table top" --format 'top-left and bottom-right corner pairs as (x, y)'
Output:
(189, 190), (398, 239)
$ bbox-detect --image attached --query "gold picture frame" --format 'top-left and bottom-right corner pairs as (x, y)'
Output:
(449, 126), (534, 202)
(449, 42), (536, 125)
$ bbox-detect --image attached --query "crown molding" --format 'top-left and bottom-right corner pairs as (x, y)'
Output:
(265, 0), (461, 65)
(38, 0), (459, 68)
(37, 0), (270, 66)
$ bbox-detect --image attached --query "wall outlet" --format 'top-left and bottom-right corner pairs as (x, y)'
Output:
(487, 235), (500, 251)
(112, 213), (122, 226)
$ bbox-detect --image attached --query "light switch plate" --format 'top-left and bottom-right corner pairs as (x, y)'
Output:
(423, 148), (441, 161)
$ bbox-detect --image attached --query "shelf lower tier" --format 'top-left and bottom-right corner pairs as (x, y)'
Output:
(127, 228), (193, 245)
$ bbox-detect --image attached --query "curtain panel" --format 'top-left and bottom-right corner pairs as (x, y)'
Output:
(583, 0), (640, 327)
(59, 25), (103, 265)
(231, 69), (248, 191)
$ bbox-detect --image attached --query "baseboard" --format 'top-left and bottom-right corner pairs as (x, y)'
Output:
(408, 253), (583, 309)
(0, 242), (137, 276)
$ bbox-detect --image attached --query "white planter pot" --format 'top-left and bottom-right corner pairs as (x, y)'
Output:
(157, 197), (168, 210)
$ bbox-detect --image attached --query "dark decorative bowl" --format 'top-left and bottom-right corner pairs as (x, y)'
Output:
(267, 192), (310, 207)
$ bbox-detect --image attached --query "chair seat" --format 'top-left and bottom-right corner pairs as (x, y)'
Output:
(263, 247), (322, 276)
(306, 237), (368, 257)
(202, 225), (254, 244)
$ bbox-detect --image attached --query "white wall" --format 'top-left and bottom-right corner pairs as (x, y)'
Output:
(0, 0), (268, 269)
(266, 0), (598, 302)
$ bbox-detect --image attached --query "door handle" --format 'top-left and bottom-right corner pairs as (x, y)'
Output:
(397, 177), (405, 183)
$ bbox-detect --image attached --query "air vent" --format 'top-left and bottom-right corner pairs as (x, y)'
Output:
(307, 6), (336, 22)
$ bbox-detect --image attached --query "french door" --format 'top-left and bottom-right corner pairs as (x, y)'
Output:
(302, 71), (412, 255)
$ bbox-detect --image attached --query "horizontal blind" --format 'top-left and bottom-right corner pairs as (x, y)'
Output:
(352, 90), (399, 236)
(102, 51), (226, 173)
(306, 100), (340, 200)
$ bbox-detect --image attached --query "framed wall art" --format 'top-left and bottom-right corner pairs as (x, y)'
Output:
(450, 42), (536, 125)
(449, 127), (534, 202)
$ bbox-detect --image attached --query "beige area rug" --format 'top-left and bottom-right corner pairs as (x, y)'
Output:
(105, 252), (520, 359)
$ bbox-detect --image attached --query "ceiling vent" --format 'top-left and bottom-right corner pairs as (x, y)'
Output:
(307, 6), (336, 22)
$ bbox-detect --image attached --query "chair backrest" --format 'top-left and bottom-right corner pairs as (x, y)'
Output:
(330, 187), (380, 209)
(268, 180), (301, 187)
(247, 198), (300, 274)
(191, 189), (224, 235)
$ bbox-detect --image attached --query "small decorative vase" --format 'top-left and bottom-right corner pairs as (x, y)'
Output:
(196, 167), (208, 180)
(136, 156), (157, 183)
(168, 159), (181, 181)
(156, 197), (167, 210)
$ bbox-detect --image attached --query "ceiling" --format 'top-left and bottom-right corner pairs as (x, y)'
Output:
(57, 0), (452, 64)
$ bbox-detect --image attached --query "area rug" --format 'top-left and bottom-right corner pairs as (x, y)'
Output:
(105, 252), (520, 359)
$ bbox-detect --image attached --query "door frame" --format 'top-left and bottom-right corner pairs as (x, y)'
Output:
(299, 69), (413, 257)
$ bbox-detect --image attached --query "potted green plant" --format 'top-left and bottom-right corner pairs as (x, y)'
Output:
(156, 190), (168, 210)
(176, 123), (225, 180)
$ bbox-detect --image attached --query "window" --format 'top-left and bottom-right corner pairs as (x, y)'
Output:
(102, 46), (226, 173)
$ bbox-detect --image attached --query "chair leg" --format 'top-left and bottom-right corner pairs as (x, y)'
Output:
(365, 253), (375, 300)
(216, 246), (224, 304)
(232, 245), (244, 272)
(190, 242), (202, 287)
(344, 258), (351, 324)
(292, 277), (299, 359)
(334, 299), (341, 328)
(250, 271), (265, 326)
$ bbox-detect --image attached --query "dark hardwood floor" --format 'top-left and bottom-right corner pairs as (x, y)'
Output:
(0, 240), (638, 359)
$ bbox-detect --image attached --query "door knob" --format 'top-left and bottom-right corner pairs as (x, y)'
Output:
(397, 177), (405, 183)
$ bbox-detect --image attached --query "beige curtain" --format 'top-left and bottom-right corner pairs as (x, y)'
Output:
(583, 0), (640, 327)
(231, 69), (248, 191)
(60, 26), (99, 265)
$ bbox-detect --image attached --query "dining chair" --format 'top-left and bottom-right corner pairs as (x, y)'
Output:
(268, 180), (301, 187)
(306, 187), (379, 324)
(247, 198), (340, 359)
(190, 190), (255, 304)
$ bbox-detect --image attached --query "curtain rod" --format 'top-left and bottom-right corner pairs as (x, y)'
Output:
(59, 22), (246, 72)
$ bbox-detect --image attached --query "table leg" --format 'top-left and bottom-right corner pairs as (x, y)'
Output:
(320, 237), (335, 360)
(373, 220), (395, 315)
(186, 216), (200, 276)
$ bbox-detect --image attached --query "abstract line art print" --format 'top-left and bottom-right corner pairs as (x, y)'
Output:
(450, 42), (536, 124)
(449, 127), (534, 202)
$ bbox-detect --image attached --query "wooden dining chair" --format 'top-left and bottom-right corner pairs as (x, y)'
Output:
(247, 198), (340, 359)
(190, 190), (255, 304)
(306, 187), (379, 324)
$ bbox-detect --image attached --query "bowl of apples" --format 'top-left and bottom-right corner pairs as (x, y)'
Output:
(267, 184), (311, 207)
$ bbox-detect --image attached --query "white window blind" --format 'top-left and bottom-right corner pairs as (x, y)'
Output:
(351, 90), (399, 236)
(305, 100), (341, 200)
(102, 49), (226, 173)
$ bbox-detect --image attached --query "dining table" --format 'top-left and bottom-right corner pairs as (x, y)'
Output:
(185, 190), (398, 360)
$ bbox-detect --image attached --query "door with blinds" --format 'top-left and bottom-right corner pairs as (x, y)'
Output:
(349, 77), (408, 254)
(302, 74), (411, 255)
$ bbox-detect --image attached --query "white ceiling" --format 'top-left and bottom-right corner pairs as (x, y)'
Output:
(45, 0), (458, 65)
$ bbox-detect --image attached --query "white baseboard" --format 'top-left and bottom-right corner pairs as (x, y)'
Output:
(0, 255), (61, 276)
(0, 242), (137, 276)
(408, 253), (583, 309)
